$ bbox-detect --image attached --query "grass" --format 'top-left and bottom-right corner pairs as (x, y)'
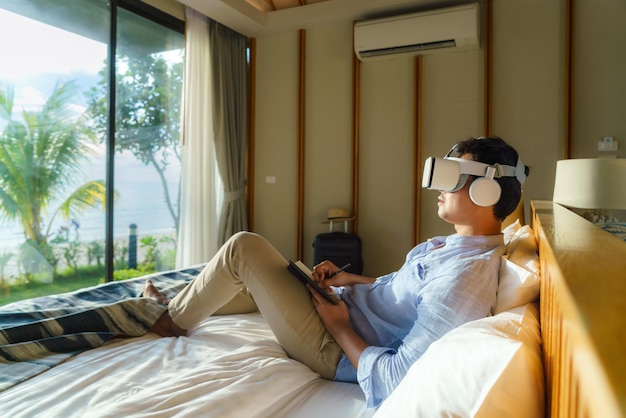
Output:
(0, 266), (105, 307)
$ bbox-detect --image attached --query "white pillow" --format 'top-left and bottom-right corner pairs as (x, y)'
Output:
(495, 223), (540, 314)
(502, 219), (522, 244)
(374, 303), (544, 418)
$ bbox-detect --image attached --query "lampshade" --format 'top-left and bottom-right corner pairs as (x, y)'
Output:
(553, 158), (626, 209)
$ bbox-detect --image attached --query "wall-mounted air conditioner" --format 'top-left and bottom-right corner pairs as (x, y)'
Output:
(354, 3), (480, 61)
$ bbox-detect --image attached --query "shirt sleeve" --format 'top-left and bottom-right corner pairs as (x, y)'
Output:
(355, 260), (498, 408)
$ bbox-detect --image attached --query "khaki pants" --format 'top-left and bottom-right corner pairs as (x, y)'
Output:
(168, 232), (343, 380)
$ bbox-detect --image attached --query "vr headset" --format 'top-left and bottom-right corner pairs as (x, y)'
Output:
(422, 154), (526, 207)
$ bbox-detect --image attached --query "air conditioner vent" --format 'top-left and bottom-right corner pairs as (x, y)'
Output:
(358, 40), (457, 59)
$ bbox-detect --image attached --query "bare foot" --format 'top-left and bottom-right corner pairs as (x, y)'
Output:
(143, 279), (171, 305)
(149, 311), (187, 337)
(143, 279), (187, 337)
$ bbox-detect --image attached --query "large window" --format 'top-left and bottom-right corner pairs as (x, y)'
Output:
(0, 0), (184, 305)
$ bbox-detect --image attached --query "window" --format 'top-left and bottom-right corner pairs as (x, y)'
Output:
(0, 0), (184, 305)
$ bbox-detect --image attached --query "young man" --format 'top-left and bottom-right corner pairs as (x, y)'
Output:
(145, 136), (529, 408)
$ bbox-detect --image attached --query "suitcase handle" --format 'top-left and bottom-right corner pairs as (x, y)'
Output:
(326, 219), (351, 233)
(322, 212), (355, 233)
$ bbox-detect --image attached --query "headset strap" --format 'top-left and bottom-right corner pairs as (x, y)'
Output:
(445, 157), (526, 185)
(495, 159), (527, 185)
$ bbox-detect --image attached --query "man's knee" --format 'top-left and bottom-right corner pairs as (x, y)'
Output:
(228, 231), (272, 255)
(230, 231), (262, 246)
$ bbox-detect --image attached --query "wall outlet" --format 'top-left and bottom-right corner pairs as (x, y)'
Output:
(598, 136), (618, 152)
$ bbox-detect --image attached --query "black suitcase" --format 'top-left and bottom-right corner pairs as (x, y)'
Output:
(312, 232), (363, 275)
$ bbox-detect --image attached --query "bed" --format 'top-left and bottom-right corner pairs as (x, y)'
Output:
(0, 200), (622, 417)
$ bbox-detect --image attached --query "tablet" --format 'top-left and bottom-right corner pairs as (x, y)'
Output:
(287, 260), (338, 305)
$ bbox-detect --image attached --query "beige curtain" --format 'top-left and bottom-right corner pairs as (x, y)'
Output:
(176, 8), (220, 267)
(208, 20), (249, 245)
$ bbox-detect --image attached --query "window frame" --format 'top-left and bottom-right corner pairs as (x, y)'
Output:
(104, 0), (184, 282)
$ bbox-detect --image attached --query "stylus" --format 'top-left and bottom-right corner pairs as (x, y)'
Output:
(328, 263), (351, 279)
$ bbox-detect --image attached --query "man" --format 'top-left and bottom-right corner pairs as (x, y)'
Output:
(145, 136), (529, 408)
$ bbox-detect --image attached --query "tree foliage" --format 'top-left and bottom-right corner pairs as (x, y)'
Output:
(87, 52), (183, 231)
(0, 82), (106, 247)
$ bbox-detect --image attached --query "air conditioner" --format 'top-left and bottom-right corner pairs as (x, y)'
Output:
(354, 3), (480, 61)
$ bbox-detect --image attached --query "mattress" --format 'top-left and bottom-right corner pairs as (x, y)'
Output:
(0, 312), (372, 417)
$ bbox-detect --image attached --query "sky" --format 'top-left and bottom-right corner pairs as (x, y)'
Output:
(0, 9), (106, 111)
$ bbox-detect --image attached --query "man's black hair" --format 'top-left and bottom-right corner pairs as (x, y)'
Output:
(451, 136), (530, 221)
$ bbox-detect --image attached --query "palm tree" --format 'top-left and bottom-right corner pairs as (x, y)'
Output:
(0, 82), (106, 251)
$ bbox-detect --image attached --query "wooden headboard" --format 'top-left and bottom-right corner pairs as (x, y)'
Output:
(531, 201), (626, 418)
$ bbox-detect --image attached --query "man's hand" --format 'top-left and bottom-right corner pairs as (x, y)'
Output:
(308, 284), (350, 333)
(312, 260), (338, 284)
(313, 260), (376, 288)
(307, 284), (368, 371)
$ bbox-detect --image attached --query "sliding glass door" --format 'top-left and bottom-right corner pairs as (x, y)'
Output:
(0, 0), (184, 305)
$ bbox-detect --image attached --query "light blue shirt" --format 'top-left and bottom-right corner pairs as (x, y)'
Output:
(334, 233), (504, 408)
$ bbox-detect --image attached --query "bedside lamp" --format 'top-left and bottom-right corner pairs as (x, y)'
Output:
(553, 158), (626, 222)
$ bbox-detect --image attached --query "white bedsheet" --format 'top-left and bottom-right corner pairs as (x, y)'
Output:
(0, 313), (372, 418)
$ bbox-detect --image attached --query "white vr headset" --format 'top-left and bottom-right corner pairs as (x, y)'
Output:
(422, 156), (526, 207)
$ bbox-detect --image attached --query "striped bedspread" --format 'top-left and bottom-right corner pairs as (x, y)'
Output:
(0, 264), (204, 391)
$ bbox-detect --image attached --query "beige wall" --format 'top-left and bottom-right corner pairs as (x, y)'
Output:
(359, 57), (417, 275)
(574, 0), (626, 158)
(254, 32), (301, 258)
(491, 0), (563, 224)
(249, 0), (626, 276)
